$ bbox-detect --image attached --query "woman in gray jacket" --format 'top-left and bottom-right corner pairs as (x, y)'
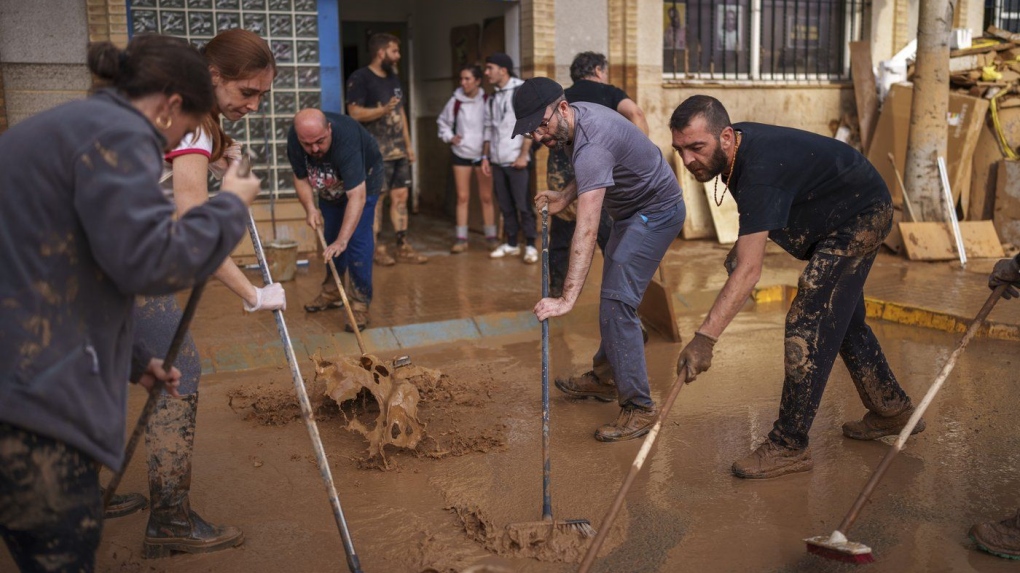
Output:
(0, 35), (261, 572)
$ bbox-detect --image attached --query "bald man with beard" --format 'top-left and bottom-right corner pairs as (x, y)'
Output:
(288, 108), (383, 332)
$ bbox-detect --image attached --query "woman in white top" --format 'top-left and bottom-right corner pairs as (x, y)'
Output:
(130, 29), (281, 559)
(437, 64), (497, 253)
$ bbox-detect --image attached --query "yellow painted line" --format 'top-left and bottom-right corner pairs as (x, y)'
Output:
(751, 285), (1020, 342)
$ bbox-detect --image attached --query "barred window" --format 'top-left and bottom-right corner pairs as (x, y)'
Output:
(987, 0), (1020, 33)
(663, 0), (864, 81)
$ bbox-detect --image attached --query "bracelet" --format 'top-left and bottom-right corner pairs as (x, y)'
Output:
(480, 155), (489, 161)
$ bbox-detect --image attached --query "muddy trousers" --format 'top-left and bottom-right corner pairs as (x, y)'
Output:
(0, 423), (103, 572)
(491, 163), (536, 246)
(320, 193), (378, 307)
(768, 247), (911, 450)
(548, 210), (612, 296)
(595, 203), (685, 409)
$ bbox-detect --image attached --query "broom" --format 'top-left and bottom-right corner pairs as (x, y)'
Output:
(506, 206), (595, 540)
(805, 285), (1006, 564)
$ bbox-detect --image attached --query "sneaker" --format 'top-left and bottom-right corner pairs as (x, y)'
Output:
(485, 237), (500, 250)
(303, 288), (344, 313)
(450, 239), (469, 254)
(374, 244), (396, 266)
(594, 406), (658, 442)
(395, 242), (428, 264)
(731, 439), (813, 479)
(490, 243), (521, 259)
(841, 406), (925, 440)
(554, 370), (617, 402)
(523, 246), (539, 264)
(971, 509), (1020, 560)
(345, 306), (368, 333)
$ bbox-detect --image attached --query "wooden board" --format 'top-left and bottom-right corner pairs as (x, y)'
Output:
(704, 176), (739, 244)
(850, 41), (879, 154)
(675, 161), (716, 239)
(638, 267), (681, 343)
(899, 221), (1004, 260)
(994, 159), (1020, 246)
(883, 208), (905, 254)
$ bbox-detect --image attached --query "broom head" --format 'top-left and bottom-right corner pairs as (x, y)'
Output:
(805, 530), (875, 564)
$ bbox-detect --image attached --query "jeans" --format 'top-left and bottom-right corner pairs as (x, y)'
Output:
(492, 163), (535, 246)
(321, 193), (379, 305)
(594, 202), (685, 409)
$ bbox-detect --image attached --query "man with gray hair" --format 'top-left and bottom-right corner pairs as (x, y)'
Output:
(516, 77), (685, 442)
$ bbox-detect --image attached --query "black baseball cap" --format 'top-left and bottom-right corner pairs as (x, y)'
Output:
(485, 52), (514, 76)
(511, 77), (565, 137)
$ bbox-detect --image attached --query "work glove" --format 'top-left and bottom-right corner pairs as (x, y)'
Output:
(244, 283), (287, 312)
(723, 247), (738, 276)
(988, 257), (1020, 300)
(676, 331), (717, 383)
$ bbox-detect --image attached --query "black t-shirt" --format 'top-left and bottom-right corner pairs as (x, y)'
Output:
(564, 79), (629, 110)
(345, 67), (406, 160)
(728, 122), (890, 260)
(287, 112), (383, 202)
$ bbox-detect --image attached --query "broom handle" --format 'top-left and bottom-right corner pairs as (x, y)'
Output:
(316, 227), (367, 355)
(836, 285), (1005, 535)
(103, 281), (207, 508)
(541, 206), (552, 521)
(249, 213), (363, 573)
(578, 371), (688, 573)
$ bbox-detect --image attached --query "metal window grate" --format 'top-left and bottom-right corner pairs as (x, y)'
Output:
(663, 0), (863, 81)
(987, 0), (1020, 33)
(127, 0), (321, 196)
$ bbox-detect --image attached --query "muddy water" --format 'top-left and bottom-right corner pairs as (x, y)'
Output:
(4, 302), (1020, 572)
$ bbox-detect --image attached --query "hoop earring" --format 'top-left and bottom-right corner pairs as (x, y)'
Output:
(155, 115), (173, 130)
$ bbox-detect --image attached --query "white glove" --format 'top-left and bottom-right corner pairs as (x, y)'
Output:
(209, 142), (244, 180)
(244, 283), (286, 312)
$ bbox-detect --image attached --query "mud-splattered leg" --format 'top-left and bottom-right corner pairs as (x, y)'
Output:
(768, 250), (876, 449)
(0, 422), (103, 572)
(839, 292), (911, 415)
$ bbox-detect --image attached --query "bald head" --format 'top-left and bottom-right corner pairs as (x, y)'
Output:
(293, 108), (331, 158)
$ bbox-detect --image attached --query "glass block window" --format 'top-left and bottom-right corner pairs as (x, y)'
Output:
(663, 0), (864, 81)
(128, 0), (321, 196)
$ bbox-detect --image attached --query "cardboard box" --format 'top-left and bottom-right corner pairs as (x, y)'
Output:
(867, 83), (989, 213)
(995, 159), (1020, 246)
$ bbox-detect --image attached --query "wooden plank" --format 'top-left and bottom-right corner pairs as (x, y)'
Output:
(675, 161), (716, 239)
(850, 42), (879, 154)
(950, 42), (1013, 57)
(900, 221), (1004, 260)
(994, 159), (1020, 245)
(704, 176), (739, 244)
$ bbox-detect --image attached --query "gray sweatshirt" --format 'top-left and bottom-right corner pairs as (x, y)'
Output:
(0, 89), (248, 470)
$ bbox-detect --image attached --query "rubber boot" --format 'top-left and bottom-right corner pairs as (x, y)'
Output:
(142, 393), (243, 558)
(101, 489), (148, 519)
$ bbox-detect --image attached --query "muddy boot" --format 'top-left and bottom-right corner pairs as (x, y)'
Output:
(345, 303), (369, 333)
(395, 241), (428, 264)
(101, 489), (148, 519)
(594, 406), (658, 442)
(143, 393), (243, 559)
(554, 371), (617, 402)
(374, 244), (396, 266)
(971, 509), (1020, 560)
(841, 405), (926, 441)
(303, 281), (343, 313)
(731, 439), (813, 479)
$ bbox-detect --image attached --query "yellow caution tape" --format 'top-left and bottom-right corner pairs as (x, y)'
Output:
(991, 89), (1020, 160)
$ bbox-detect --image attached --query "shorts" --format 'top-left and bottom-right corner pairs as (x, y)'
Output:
(382, 158), (411, 192)
(451, 154), (482, 167)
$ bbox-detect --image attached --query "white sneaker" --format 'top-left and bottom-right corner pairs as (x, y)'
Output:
(490, 243), (522, 258)
(523, 246), (539, 264)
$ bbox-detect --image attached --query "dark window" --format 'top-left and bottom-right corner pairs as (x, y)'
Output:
(987, 0), (1020, 32)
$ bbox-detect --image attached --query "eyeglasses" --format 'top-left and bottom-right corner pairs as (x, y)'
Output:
(524, 108), (555, 138)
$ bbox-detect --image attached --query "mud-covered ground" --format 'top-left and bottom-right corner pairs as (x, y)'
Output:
(5, 302), (1020, 572)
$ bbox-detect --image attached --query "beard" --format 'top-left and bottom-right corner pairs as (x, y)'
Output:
(539, 110), (571, 150)
(687, 143), (729, 183)
(382, 57), (399, 74)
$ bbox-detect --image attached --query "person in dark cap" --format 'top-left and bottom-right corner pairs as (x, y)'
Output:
(482, 52), (538, 263)
(519, 77), (686, 442)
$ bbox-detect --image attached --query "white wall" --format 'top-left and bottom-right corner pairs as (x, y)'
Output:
(554, 0), (608, 85)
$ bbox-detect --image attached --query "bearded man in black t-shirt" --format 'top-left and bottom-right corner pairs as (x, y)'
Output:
(669, 95), (922, 480)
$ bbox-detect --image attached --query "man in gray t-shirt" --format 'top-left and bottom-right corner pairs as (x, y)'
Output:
(513, 78), (686, 442)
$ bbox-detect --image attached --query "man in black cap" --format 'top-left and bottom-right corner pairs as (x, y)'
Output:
(482, 52), (538, 263)
(519, 77), (686, 441)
